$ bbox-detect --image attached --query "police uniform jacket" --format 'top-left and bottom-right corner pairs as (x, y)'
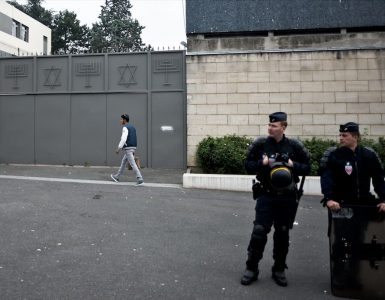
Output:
(321, 145), (385, 204)
(245, 135), (311, 191)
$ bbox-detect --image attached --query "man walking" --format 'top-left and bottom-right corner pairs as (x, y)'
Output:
(241, 112), (310, 287)
(111, 114), (144, 186)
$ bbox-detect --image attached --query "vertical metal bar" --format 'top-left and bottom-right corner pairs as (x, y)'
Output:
(147, 51), (152, 168)
(33, 56), (37, 93)
(105, 53), (109, 165)
(68, 54), (72, 165)
(182, 50), (187, 168)
(68, 54), (72, 92)
(33, 94), (36, 164)
(104, 53), (108, 92)
(33, 56), (37, 164)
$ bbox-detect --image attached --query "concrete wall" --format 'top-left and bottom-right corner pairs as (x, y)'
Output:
(187, 32), (385, 53)
(186, 49), (385, 167)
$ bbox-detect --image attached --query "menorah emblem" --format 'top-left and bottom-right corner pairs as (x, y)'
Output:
(118, 64), (137, 88)
(153, 58), (180, 85)
(5, 64), (28, 89)
(44, 66), (61, 89)
(75, 62), (101, 88)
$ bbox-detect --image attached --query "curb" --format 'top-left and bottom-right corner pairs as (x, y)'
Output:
(183, 173), (323, 195)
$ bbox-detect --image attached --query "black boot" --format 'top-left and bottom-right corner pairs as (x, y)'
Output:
(241, 269), (259, 285)
(272, 266), (288, 287)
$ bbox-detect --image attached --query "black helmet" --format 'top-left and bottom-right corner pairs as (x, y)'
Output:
(270, 164), (293, 189)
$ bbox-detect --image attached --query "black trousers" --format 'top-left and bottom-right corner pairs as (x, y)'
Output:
(246, 192), (298, 271)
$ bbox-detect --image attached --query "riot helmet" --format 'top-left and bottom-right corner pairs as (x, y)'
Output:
(269, 163), (293, 189)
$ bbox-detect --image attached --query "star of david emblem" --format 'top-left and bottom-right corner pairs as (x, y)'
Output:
(118, 64), (137, 87)
(44, 66), (61, 89)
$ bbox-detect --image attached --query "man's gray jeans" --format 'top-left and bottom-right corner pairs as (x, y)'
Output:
(115, 148), (143, 180)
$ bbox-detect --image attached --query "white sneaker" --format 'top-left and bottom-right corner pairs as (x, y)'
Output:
(110, 174), (119, 182)
(135, 179), (144, 186)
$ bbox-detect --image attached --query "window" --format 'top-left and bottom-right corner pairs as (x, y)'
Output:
(12, 20), (19, 37)
(11, 19), (29, 42)
(21, 25), (29, 42)
(43, 36), (47, 55)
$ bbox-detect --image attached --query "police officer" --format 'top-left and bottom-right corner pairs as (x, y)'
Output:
(320, 122), (385, 211)
(241, 112), (311, 287)
(320, 122), (385, 291)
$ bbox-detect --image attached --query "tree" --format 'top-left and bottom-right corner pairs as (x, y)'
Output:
(7, 0), (90, 54)
(6, 1), (27, 14)
(90, 0), (145, 52)
(52, 10), (89, 54)
(8, 0), (54, 27)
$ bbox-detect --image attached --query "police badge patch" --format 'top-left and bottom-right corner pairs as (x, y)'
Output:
(345, 162), (353, 175)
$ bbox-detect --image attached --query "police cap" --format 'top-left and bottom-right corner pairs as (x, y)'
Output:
(269, 112), (287, 123)
(339, 122), (359, 133)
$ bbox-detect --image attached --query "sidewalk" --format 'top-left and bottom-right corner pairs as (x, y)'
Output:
(0, 164), (185, 185)
(1, 164), (327, 194)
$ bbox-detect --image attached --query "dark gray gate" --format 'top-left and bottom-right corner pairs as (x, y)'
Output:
(0, 51), (186, 168)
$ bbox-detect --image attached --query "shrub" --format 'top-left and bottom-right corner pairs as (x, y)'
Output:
(301, 137), (338, 175)
(196, 135), (385, 176)
(361, 137), (385, 167)
(196, 135), (252, 174)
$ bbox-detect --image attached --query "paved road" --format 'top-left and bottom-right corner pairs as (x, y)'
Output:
(0, 166), (345, 299)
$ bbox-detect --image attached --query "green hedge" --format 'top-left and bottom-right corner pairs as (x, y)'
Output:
(196, 135), (252, 174)
(301, 137), (337, 175)
(360, 137), (385, 167)
(196, 135), (385, 176)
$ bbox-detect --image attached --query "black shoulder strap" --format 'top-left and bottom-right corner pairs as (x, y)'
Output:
(250, 136), (267, 151)
(319, 146), (337, 174)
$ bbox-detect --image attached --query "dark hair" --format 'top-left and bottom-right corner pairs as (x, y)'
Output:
(351, 131), (361, 142)
(121, 114), (129, 122)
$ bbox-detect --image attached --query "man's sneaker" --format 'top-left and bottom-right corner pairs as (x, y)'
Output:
(135, 179), (144, 186)
(110, 174), (119, 182)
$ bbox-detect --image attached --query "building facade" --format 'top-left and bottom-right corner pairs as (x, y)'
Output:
(186, 0), (385, 168)
(0, 0), (51, 56)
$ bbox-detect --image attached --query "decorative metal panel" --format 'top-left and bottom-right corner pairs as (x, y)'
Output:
(37, 57), (68, 92)
(108, 54), (147, 91)
(0, 59), (33, 93)
(0, 51), (186, 168)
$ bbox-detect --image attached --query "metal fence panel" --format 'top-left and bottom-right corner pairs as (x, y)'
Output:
(35, 95), (71, 164)
(106, 93), (148, 167)
(0, 51), (186, 168)
(70, 94), (107, 166)
(0, 95), (35, 163)
(151, 92), (184, 168)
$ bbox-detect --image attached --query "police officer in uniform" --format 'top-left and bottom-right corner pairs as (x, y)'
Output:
(320, 122), (385, 211)
(319, 122), (385, 290)
(241, 112), (311, 287)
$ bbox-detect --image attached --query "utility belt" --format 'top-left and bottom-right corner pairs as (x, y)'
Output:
(252, 180), (297, 199)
